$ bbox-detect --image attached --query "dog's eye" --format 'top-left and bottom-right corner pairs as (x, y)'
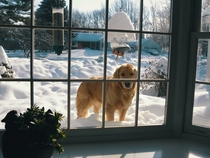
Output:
(121, 73), (125, 76)
(130, 73), (134, 76)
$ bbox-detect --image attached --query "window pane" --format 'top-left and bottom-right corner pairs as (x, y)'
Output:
(34, 0), (68, 27)
(34, 29), (68, 79)
(0, 28), (31, 79)
(196, 39), (210, 82)
(34, 81), (67, 128)
(139, 82), (167, 126)
(107, 31), (139, 71)
(105, 81), (137, 127)
(0, 1), (31, 25)
(71, 81), (103, 129)
(72, 0), (106, 28)
(141, 34), (170, 80)
(193, 84), (210, 128)
(143, 0), (171, 33)
(108, 0), (140, 31)
(71, 31), (105, 79)
(201, 0), (210, 32)
(0, 81), (30, 129)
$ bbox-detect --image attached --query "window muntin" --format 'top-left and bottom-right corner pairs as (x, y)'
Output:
(0, 0), (172, 131)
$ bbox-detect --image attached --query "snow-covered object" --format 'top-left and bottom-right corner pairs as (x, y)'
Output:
(0, 46), (15, 78)
(0, 66), (6, 75)
(108, 10), (136, 43)
(151, 57), (168, 77)
(0, 46), (12, 67)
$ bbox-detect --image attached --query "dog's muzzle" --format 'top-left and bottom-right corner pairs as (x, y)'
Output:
(123, 82), (133, 89)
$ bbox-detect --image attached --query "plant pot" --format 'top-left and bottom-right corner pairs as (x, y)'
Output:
(29, 144), (55, 158)
(2, 142), (54, 158)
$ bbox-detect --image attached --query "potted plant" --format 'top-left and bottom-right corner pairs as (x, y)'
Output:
(1, 104), (66, 158)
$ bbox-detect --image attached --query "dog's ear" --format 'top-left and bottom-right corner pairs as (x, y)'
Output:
(113, 67), (120, 78)
(127, 64), (138, 79)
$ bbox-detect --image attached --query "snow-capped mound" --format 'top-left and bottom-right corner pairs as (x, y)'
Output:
(0, 46), (15, 78)
(108, 9), (136, 42)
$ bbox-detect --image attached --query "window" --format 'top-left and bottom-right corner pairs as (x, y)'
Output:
(2, 0), (209, 144)
(184, 0), (210, 138)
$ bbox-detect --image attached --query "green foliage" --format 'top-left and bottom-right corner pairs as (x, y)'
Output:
(35, 0), (66, 26)
(0, 0), (31, 25)
(0, 62), (14, 78)
(18, 104), (66, 154)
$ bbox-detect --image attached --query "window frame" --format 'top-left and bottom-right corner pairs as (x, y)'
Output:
(3, 0), (210, 145)
(184, 32), (210, 139)
(183, 0), (210, 142)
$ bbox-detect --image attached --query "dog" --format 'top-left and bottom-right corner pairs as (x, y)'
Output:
(76, 63), (137, 121)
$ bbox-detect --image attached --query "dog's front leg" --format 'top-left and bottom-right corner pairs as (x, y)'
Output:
(105, 105), (115, 121)
(119, 107), (129, 121)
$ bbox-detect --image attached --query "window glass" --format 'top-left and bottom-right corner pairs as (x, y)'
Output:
(0, 0), (31, 25)
(141, 34), (170, 80)
(0, 28), (31, 78)
(193, 84), (210, 128)
(143, 0), (171, 33)
(139, 82), (167, 126)
(71, 81), (103, 128)
(72, 0), (106, 28)
(0, 0), (173, 130)
(35, 0), (68, 27)
(71, 31), (105, 79)
(0, 81), (30, 129)
(196, 39), (210, 82)
(201, 0), (210, 32)
(34, 81), (68, 128)
(193, 38), (210, 128)
(34, 29), (69, 79)
(108, 0), (140, 31)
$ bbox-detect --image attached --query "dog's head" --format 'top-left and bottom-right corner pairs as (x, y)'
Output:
(113, 64), (137, 89)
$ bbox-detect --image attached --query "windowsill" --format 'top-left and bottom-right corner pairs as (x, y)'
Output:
(49, 138), (210, 158)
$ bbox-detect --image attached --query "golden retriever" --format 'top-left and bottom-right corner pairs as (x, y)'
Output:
(76, 64), (137, 121)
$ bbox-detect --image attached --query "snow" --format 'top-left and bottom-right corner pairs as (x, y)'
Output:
(202, 6), (210, 22)
(108, 10), (136, 43)
(0, 46), (210, 129)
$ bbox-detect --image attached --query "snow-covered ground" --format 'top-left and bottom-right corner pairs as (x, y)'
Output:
(0, 48), (209, 129)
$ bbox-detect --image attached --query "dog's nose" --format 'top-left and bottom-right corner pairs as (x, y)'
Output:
(125, 82), (131, 88)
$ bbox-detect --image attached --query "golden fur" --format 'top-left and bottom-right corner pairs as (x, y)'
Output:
(76, 64), (137, 121)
